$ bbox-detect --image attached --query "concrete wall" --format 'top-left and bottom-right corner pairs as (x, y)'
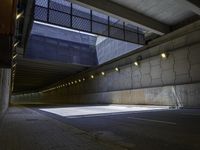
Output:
(12, 21), (200, 108)
(12, 83), (200, 108)
(26, 35), (98, 66)
(31, 23), (97, 46)
(96, 36), (142, 64)
(0, 68), (11, 116)
(25, 23), (98, 66)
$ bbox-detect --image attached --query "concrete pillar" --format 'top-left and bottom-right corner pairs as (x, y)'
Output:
(0, 68), (11, 116)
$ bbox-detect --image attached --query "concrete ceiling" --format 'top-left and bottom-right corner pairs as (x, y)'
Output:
(67, 0), (200, 35)
(13, 58), (88, 93)
(111, 0), (195, 25)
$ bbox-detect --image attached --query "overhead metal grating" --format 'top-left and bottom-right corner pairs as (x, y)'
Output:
(34, 0), (145, 44)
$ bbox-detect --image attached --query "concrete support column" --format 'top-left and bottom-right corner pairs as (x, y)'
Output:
(0, 68), (11, 116)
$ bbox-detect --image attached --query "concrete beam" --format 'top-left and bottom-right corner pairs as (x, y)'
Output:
(178, 0), (200, 15)
(67, 0), (170, 35)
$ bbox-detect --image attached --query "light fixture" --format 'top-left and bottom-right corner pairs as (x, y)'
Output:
(16, 12), (24, 20)
(83, 78), (85, 81)
(134, 61), (139, 66)
(12, 63), (17, 68)
(115, 67), (119, 72)
(12, 54), (18, 59)
(78, 79), (81, 82)
(75, 80), (77, 84)
(161, 52), (168, 59)
(13, 41), (19, 48)
(101, 72), (105, 76)
(91, 75), (94, 79)
(71, 82), (74, 84)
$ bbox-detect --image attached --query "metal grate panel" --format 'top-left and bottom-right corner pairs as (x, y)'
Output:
(36, 0), (48, 7)
(72, 4), (91, 19)
(72, 16), (91, 32)
(110, 26), (124, 40)
(92, 22), (108, 36)
(49, 0), (71, 13)
(34, 0), (145, 44)
(49, 10), (71, 27)
(34, 6), (48, 21)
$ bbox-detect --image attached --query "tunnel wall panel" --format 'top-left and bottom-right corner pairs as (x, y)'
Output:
(12, 21), (200, 108)
(12, 83), (200, 108)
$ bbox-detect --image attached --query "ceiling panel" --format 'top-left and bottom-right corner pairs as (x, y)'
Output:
(111, 0), (195, 25)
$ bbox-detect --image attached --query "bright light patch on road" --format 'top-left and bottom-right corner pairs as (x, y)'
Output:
(40, 105), (169, 118)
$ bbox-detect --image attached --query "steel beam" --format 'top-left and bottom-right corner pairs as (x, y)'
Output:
(66, 0), (170, 35)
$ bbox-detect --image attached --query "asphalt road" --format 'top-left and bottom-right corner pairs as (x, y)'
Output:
(35, 105), (200, 150)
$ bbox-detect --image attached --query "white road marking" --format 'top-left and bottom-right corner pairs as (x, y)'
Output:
(127, 117), (176, 125)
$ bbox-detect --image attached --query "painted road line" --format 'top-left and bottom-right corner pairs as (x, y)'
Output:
(127, 117), (177, 125)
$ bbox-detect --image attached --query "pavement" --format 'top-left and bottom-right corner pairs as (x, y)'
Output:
(1, 104), (200, 150)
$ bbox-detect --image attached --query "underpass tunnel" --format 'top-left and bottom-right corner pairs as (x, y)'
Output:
(0, 0), (200, 149)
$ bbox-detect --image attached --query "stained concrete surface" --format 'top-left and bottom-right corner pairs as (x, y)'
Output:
(0, 68), (11, 115)
(0, 106), (124, 150)
(1, 105), (199, 150)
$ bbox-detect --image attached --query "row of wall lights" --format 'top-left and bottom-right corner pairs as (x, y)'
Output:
(42, 52), (168, 93)
(12, 10), (24, 91)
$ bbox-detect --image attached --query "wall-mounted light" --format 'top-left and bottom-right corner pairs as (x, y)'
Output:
(16, 12), (24, 20)
(101, 72), (105, 76)
(91, 75), (94, 79)
(115, 67), (119, 72)
(75, 80), (77, 84)
(14, 41), (19, 48)
(83, 78), (85, 81)
(12, 63), (17, 68)
(134, 61), (139, 66)
(78, 79), (81, 82)
(71, 82), (74, 84)
(12, 54), (18, 59)
(161, 52), (168, 59)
